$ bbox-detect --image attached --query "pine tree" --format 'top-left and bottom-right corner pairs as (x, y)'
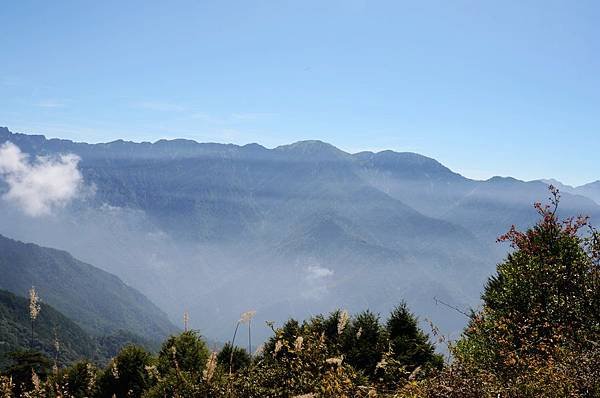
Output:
(386, 302), (442, 370)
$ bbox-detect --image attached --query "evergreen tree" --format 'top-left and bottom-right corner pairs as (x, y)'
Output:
(58, 361), (98, 398)
(217, 342), (250, 373)
(386, 302), (442, 370)
(96, 345), (154, 398)
(342, 310), (386, 378)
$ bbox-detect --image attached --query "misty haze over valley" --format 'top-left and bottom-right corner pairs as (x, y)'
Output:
(2, 126), (599, 345)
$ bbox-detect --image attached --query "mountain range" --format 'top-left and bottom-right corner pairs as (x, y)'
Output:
(540, 178), (600, 206)
(1, 126), (598, 343)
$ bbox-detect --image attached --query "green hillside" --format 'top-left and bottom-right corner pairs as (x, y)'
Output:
(0, 234), (177, 341)
(0, 289), (96, 368)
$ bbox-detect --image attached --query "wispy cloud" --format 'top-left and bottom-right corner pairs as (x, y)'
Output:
(1, 76), (24, 86)
(36, 99), (67, 108)
(189, 112), (217, 122)
(130, 99), (275, 123)
(0, 142), (84, 216)
(132, 101), (187, 112)
(190, 112), (276, 124)
(230, 112), (276, 121)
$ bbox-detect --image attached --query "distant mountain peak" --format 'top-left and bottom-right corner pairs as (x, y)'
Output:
(375, 150), (441, 164)
(486, 176), (521, 183)
(354, 149), (462, 180)
(242, 142), (267, 150)
(274, 140), (349, 159)
(153, 138), (200, 145)
(578, 180), (600, 189)
(276, 139), (338, 150)
(537, 178), (575, 190)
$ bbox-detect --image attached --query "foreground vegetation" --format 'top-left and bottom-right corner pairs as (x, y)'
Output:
(1, 188), (599, 397)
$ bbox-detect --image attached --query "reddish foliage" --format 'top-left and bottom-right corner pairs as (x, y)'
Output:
(497, 186), (589, 255)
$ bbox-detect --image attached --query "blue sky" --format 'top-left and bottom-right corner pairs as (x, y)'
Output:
(1, 0), (599, 185)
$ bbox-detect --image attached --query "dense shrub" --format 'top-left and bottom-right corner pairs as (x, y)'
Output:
(56, 361), (98, 397)
(400, 188), (600, 397)
(1, 350), (51, 395)
(157, 330), (210, 375)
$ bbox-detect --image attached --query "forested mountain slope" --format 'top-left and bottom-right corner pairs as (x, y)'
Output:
(0, 234), (177, 341)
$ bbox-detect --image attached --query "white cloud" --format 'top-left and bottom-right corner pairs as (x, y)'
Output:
(306, 265), (334, 279)
(301, 264), (335, 300)
(0, 142), (83, 216)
